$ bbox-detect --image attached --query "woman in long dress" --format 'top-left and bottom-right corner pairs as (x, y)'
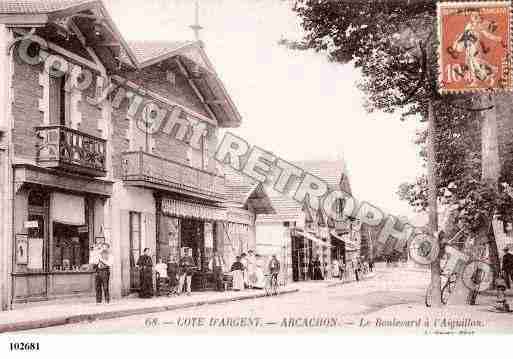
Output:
(230, 256), (244, 291)
(246, 250), (256, 288)
(312, 255), (324, 280)
(252, 254), (266, 289)
(137, 248), (154, 298)
(240, 253), (248, 288)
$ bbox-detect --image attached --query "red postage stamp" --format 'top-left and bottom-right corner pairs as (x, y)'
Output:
(438, 1), (512, 93)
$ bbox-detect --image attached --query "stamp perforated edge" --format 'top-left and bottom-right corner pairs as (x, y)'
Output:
(437, 0), (513, 94)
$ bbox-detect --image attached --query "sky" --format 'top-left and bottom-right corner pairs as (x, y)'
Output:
(104, 0), (427, 225)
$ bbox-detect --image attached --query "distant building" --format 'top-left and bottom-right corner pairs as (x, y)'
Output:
(255, 159), (359, 283)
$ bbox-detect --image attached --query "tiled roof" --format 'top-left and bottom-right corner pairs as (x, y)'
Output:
(0, 0), (95, 14)
(224, 158), (351, 217)
(126, 40), (195, 65)
(257, 194), (302, 221)
(223, 165), (257, 204)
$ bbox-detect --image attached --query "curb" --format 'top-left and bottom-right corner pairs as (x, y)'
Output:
(0, 288), (299, 334)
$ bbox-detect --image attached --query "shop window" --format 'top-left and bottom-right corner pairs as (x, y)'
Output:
(52, 222), (89, 271)
(51, 194), (90, 272)
(130, 212), (142, 268)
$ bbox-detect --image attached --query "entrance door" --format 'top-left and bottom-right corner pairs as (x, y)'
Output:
(180, 218), (204, 271)
(24, 211), (49, 299)
(129, 212), (142, 291)
(291, 236), (298, 282)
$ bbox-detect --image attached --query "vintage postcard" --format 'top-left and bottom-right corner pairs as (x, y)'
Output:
(0, 0), (513, 353)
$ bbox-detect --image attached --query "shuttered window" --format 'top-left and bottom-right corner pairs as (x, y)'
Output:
(129, 212), (142, 268)
(49, 75), (68, 126)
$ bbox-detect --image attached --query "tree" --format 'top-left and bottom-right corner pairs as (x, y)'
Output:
(289, 0), (513, 304)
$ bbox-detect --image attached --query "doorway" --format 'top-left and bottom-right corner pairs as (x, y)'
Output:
(180, 218), (204, 271)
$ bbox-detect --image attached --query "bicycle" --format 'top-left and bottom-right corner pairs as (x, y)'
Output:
(265, 273), (279, 296)
(425, 271), (458, 307)
(424, 229), (468, 307)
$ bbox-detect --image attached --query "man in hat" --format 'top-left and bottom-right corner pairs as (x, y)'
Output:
(209, 250), (226, 291)
(502, 247), (513, 289)
(179, 248), (195, 295)
(91, 243), (113, 304)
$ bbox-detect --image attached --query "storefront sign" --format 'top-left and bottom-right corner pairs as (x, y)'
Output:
(24, 221), (39, 229)
(226, 209), (254, 225)
(438, 1), (512, 93)
(162, 198), (226, 221)
(51, 193), (86, 226)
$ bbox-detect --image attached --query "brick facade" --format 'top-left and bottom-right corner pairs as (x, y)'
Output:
(0, 0), (236, 308)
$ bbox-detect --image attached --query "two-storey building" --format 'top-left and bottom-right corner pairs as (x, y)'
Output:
(0, 0), (241, 309)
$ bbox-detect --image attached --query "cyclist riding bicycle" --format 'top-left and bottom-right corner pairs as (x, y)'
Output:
(268, 254), (280, 284)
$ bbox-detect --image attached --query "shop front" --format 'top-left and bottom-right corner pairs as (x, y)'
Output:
(290, 228), (331, 281)
(223, 209), (255, 267)
(11, 165), (112, 304)
(157, 197), (225, 291)
(330, 231), (359, 263)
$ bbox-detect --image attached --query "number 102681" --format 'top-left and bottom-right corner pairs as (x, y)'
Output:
(10, 342), (40, 351)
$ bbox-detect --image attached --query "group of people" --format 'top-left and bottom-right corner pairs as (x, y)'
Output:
(93, 244), (385, 304)
(136, 248), (283, 298)
(308, 256), (373, 282)
(229, 251), (280, 290)
(139, 247), (197, 298)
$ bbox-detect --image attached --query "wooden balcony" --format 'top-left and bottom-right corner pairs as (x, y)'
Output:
(122, 151), (226, 201)
(35, 126), (107, 177)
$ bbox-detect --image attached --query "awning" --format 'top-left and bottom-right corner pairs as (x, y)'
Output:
(295, 229), (331, 248)
(51, 193), (85, 226)
(162, 198), (226, 221)
(330, 231), (359, 251)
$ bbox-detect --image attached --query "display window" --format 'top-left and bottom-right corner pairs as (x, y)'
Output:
(52, 222), (90, 271)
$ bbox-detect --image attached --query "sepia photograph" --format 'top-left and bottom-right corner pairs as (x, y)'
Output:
(0, 0), (513, 353)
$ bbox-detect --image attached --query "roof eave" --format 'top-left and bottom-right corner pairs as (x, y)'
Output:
(47, 1), (139, 68)
(0, 13), (48, 25)
(95, 1), (139, 68)
(2, 1), (139, 69)
(196, 44), (242, 128)
(137, 41), (242, 127)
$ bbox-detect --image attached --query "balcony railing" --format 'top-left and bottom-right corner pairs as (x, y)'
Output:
(35, 125), (107, 177)
(122, 151), (226, 200)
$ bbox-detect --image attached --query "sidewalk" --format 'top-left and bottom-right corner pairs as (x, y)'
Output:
(0, 276), (372, 334)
